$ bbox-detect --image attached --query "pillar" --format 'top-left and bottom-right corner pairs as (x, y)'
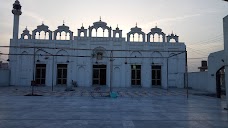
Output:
(223, 15), (228, 109)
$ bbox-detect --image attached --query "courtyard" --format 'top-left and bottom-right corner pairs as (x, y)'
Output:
(0, 86), (227, 128)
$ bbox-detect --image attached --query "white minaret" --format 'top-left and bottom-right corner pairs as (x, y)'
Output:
(12, 0), (22, 40)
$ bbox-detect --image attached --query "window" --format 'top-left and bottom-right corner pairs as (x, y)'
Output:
(93, 65), (106, 85)
(96, 52), (103, 60)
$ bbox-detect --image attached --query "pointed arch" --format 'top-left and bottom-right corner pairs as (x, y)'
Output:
(130, 51), (143, 64)
(151, 51), (163, 64)
(56, 49), (69, 63)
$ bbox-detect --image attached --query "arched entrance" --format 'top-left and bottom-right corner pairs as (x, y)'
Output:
(216, 66), (226, 98)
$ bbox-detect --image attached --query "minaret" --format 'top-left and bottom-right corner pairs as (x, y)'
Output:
(12, 0), (22, 40)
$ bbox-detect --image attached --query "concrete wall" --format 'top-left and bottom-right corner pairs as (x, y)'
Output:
(0, 69), (10, 86)
(208, 50), (225, 93)
(188, 71), (208, 91)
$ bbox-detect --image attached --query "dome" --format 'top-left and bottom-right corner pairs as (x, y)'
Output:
(57, 23), (70, 31)
(130, 26), (142, 33)
(23, 27), (29, 33)
(151, 26), (162, 33)
(13, 0), (21, 10)
(93, 17), (107, 27)
(37, 23), (49, 31)
(93, 20), (107, 27)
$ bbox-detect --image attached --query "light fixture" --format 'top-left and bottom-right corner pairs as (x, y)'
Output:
(7, 59), (10, 62)
(124, 57), (127, 64)
(133, 65), (136, 69)
(66, 60), (69, 63)
(36, 59), (40, 62)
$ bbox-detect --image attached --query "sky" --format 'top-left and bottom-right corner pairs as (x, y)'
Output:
(0, 0), (228, 72)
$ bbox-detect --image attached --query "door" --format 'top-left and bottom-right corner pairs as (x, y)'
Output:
(93, 65), (106, 85)
(131, 65), (141, 86)
(152, 65), (161, 86)
(35, 64), (46, 85)
(57, 64), (67, 85)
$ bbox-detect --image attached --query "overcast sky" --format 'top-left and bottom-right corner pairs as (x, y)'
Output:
(0, 0), (228, 71)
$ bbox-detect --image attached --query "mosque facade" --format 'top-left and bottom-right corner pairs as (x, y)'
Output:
(9, 0), (186, 89)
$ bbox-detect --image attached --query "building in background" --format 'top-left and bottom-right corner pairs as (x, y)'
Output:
(8, 0), (186, 88)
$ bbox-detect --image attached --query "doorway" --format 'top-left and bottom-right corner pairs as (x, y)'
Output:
(152, 65), (161, 86)
(216, 66), (226, 98)
(35, 64), (46, 85)
(57, 64), (67, 85)
(93, 65), (106, 85)
(131, 65), (141, 86)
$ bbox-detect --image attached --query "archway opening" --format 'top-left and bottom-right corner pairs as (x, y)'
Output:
(216, 66), (226, 98)
(24, 35), (28, 39)
(40, 31), (46, 40)
(66, 33), (70, 40)
(130, 34), (134, 42)
(133, 33), (140, 42)
(80, 32), (85, 37)
(115, 33), (120, 38)
(153, 33), (160, 42)
(104, 29), (109, 37)
(57, 33), (61, 40)
(97, 27), (103, 37)
(170, 39), (176, 43)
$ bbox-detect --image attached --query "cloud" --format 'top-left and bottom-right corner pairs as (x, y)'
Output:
(22, 10), (52, 25)
(23, 11), (46, 24)
(142, 14), (201, 28)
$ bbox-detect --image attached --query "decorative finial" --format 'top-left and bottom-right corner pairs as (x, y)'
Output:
(82, 23), (84, 27)
(25, 26), (27, 30)
(117, 24), (119, 29)
(63, 20), (65, 25)
(136, 22), (137, 27)
(42, 21), (44, 25)
(155, 23), (157, 28)
(100, 16), (101, 21)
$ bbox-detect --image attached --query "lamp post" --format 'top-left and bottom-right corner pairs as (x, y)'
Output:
(110, 50), (114, 93)
(32, 46), (35, 95)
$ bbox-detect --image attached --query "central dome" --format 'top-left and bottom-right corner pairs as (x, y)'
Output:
(93, 21), (107, 27)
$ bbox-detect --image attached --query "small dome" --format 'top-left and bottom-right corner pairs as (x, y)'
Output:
(57, 23), (70, 31)
(13, 0), (21, 10)
(130, 26), (142, 33)
(93, 17), (107, 27)
(93, 20), (107, 27)
(23, 27), (29, 33)
(37, 23), (49, 30)
(151, 26), (162, 33)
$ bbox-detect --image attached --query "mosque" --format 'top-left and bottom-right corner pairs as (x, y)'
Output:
(9, 0), (186, 89)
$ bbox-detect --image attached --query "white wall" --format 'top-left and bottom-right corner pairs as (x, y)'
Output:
(208, 50), (225, 93)
(0, 69), (10, 86)
(188, 71), (208, 91)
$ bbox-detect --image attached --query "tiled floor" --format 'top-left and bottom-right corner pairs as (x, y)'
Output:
(0, 86), (227, 128)
(0, 86), (188, 97)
